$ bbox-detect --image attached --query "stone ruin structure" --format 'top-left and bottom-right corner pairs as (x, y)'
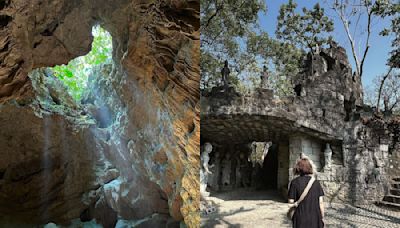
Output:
(201, 43), (400, 209)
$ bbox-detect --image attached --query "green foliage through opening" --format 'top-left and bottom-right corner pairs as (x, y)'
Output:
(50, 25), (112, 101)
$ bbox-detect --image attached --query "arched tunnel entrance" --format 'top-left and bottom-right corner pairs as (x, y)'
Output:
(200, 113), (345, 228)
(204, 141), (289, 195)
(201, 113), (344, 203)
(201, 115), (291, 200)
(259, 143), (279, 190)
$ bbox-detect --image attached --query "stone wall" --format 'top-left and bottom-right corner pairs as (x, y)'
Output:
(288, 135), (323, 173)
(277, 143), (289, 193)
(205, 142), (290, 192)
(201, 44), (400, 206)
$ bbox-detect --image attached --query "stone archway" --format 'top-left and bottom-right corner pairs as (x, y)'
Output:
(203, 139), (290, 198)
(0, 0), (199, 227)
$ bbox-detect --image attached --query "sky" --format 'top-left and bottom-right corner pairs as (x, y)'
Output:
(259, 0), (394, 88)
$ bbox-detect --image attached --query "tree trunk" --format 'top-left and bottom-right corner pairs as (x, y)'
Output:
(376, 67), (393, 113)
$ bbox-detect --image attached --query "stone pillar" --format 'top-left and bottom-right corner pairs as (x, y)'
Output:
(289, 135), (301, 182)
(277, 143), (289, 194)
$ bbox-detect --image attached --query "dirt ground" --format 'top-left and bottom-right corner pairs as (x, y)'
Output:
(201, 189), (400, 228)
(201, 189), (291, 227)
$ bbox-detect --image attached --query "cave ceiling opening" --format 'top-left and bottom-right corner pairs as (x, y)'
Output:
(0, 0), (200, 226)
(27, 24), (115, 130)
(43, 25), (112, 102)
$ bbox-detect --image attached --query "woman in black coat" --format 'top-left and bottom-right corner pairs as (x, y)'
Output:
(288, 157), (325, 228)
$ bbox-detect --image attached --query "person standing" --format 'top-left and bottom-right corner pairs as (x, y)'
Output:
(288, 158), (325, 228)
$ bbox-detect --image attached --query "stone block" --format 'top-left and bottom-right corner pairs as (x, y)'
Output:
(302, 138), (312, 148)
(317, 171), (331, 181)
(306, 154), (319, 161)
(302, 146), (313, 155)
(312, 147), (321, 155)
(380, 144), (389, 153)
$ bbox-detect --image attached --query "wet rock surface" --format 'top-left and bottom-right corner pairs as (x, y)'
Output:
(0, 0), (199, 227)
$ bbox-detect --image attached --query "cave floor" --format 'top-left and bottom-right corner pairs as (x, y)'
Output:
(201, 189), (400, 228)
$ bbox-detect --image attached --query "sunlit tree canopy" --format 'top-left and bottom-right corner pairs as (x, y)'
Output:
(50, 26), (112, 101)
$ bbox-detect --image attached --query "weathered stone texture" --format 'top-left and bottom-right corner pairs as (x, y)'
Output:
(0, 0), (199, 227)
(201, 45), (399, 206)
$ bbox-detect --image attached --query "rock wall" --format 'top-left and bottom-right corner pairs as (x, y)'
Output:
(0, 0), (199, 227)
(201, 45), (400, 206)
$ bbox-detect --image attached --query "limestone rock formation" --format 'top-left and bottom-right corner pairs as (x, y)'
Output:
(0, 0), (199, 227)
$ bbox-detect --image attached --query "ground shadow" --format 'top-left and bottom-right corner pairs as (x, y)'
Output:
(210, 189), (287, 202)
(326, 204), (400, 227)
(201, 206), (254, 228)
(201, 189), (289, 227)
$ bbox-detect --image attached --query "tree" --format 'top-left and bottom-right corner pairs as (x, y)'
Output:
(51, 26), (112, 101)
(200, 0), (266, 89)
(251, 1), (334, 96)
(377, 1), (400, 68)
(387, 14), (399, 68)
(387, 15), (399, 68)
(365, 70), (400, 113)
(276, 0), (334, 54)
(247, 31), (305, 96)
(366, 1), (399, 112)
(330, 0), (399, 78)
(376, 67), (394, 112)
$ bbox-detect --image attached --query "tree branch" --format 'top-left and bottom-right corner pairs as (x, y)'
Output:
(335, 4), (361, 77)
(203, 0), (224, 29)
(376, 67), (393, 112)
(359, 3), (373, 78)
(389, 96), (400, 112)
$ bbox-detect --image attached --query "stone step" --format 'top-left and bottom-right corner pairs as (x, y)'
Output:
(383, 195), (400, 204)
(390, 189), (400, 196)
(378, 201), (400, 211)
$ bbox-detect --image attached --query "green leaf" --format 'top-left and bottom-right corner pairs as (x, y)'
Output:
(64, 69), (73, 78)
(47, 25), (112, 101)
